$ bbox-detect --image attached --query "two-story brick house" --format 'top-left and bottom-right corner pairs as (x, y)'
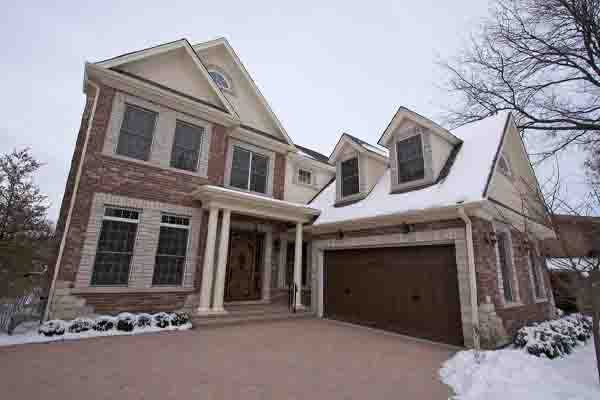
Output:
(47, 37), (557, 348)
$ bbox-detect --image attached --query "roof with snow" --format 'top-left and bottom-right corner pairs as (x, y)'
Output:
(309, 112), (511, 226)
(295, 144), (330, 164)
(343, 133), (389, 158)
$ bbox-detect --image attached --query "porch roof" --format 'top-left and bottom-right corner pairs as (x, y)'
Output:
(192, 185), (320, 223)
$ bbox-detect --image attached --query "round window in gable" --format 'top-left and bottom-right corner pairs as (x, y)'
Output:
(209, 70), (230, 90)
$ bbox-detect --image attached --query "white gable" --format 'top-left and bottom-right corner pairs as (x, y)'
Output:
(194, 40), (291, 143)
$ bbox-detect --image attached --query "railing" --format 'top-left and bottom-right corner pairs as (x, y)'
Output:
(0, 288), (47, 334)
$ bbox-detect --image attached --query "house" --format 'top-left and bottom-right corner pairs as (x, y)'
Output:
(47, 37), (557, 349)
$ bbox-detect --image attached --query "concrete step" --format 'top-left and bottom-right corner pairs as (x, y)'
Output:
(191, 308), (313, 328)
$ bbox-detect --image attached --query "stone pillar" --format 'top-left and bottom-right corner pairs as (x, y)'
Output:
(262, 230), (273, 301)
(211, 209), (231, 313)
(197, 207), (219, 314)
(294, 222), (304, 309)
(278, 236), (288, 288)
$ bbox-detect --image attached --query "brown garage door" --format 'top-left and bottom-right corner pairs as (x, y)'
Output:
(324, 245), (463, 346)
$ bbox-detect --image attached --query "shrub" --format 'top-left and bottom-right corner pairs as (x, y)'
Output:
(68, 318), (94, 334)
(116, 313), (136, 332)
(170, 312), (191, 327)
(513, 313), (592, 359)
(39, 320), (66, 337)
(136, 313), (152, 328)
(93, 316), (115, 332)
(153, 312), (171, 328)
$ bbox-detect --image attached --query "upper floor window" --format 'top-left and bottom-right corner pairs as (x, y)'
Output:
(91, 207), (140, 286)
(298, 169), (312, 185)
(209, 71), (230, 90)
(153, 214), (190, 286)
(116, 104), (157, 161)
(341, 157), (359, 197)
(396, 135), (424, 183)
(170, 121), (204, 171)
(230, 146), (269, 194)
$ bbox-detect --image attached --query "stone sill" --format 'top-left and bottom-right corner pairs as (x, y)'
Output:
(102, 153), (210, 181)
(72, 287), (195, 294)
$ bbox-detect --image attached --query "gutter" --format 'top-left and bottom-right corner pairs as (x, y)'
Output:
(43, 81), (101, 321)
(458, 206), (481, 349)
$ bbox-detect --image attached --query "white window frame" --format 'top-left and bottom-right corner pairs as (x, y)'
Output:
(90, 206), (141, 287)
(527, 244), (547, 302)
(389, 126), (435, 193)
(395, 134), (426, 184)
(494, 223), (521, 306)
(336, 152), (362, 203)
(152, 213), (192, 287)
(297, 168), (314, 186)
(224, 139), (275, 197)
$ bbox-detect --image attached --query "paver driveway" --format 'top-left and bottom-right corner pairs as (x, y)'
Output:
(0, 318), (456, 399)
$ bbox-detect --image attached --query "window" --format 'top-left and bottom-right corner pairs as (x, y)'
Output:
(298, 169), (312, 185)
(396, 135), (425, 183)
(91, 207), (139, 286)
(116, 104), (157, 161)
(497, 231), (515, 303)
(209, 71), (229, 90)
(341, 157), (359, 197)
(230, 146), (269, 193)
(170, 121), (204, 171)
(529, 250), (545, 299)
(152, 214), (190, 286)
(498, 155), (512, 177)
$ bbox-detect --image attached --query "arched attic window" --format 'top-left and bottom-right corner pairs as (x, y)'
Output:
(209, 70), (230, 90)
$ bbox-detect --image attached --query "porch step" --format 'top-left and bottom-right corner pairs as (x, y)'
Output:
(191, 305), (313, 328)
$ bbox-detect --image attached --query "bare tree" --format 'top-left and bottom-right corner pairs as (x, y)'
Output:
(441, 0), (600, 163)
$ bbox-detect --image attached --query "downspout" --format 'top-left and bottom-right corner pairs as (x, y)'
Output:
(458, 206), (481, 349)
(43, 81), (100, 321)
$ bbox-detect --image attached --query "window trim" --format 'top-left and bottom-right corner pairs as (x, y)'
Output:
(396, 134), (426, 184)
(340, 156), (360, 198)
(170, 119), (205, 172)
(494, 223), (521, 306)
(297, 168), (314, 187)
(224, 139), (275, 197)
(389, 127), (435, 194)
(208, 70), (230, 90)
(116, 103), (158, 162)
(152, 213), (191, 287)
(90, 206), (141, 287)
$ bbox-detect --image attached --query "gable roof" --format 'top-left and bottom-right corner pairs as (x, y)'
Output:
(329, 132), (388, 163)
(95, 38), (238, 117)
(310, 112), (510, 227)
(192, 37), (295, 147)
(295, 144), (330, 164)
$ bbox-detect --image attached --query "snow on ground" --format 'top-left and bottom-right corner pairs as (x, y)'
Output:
(440, 343), (600, 400)
(0, 321), (192, 347)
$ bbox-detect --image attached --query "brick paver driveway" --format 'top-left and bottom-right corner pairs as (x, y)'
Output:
(0, 319), (457, 399)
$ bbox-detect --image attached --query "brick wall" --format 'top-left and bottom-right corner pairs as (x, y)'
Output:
(78, 291), (191, 314)
(472, 217), (555, 340)
(273, 152), (286, 200)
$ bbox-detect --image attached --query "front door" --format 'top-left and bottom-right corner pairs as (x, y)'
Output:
(225, 230), (263, 301)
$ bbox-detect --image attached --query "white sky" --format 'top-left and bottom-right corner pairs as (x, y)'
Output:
(0, 1), (589, 221)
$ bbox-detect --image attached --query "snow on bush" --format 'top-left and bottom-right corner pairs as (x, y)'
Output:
(170, 312), (191, 327)
(116, 313), (136, 332)
(38, 320), (66, 337)
(92, 316), (116, 332)
(136, 313), (152, 328)
(153, 312), (172, 328)
(513, 313), (592, 359)
(68, 318), (94, 333)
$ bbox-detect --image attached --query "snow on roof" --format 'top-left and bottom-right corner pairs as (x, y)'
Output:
(310, 112), (510, 226)
(345, 133), (389, 157)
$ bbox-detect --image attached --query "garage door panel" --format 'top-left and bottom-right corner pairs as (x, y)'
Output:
(324, 245), (463, 346)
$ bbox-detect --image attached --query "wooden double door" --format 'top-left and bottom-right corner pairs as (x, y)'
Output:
(224, 230), (264, 302)
(324, 245), (464, 346)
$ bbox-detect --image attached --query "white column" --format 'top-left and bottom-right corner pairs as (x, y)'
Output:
(197, 207), (219, 314)
(211, 208), (231, 314)
(293, 222), (304, 309)
(278, 236), (288, 289)
(261, 230), (273, 301)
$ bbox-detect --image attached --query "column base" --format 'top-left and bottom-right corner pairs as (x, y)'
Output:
(294, 304), (307, 311)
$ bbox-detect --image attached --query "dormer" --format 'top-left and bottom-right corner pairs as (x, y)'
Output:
(329, 133), (388, 206)
(378, 107), (462, 194)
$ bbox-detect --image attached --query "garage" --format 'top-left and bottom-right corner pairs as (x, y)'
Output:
(324, 245), (464, 346)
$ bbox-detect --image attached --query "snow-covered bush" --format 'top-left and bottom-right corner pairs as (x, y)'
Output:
(93, 316), (116, 332)
(170, 312), (190, 326)
(68, 318), (94, 333)
(39, 320), (66, 337)
(136, 313), (152, 328)
(153, 312), (171, 328)
(513, 313), (592, 359)
(116, 313), (136, 332)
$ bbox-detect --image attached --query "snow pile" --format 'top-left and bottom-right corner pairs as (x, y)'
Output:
(440, 343), (600, 400)
(0, 312), (192, 347)
(513, 313), (592, 358)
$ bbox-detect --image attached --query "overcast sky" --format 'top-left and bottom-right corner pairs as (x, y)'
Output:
(0, 1), (589, 222)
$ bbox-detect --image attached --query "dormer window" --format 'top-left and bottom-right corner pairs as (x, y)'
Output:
(396, 135), (425, 183)
(341, 157), (359, 197)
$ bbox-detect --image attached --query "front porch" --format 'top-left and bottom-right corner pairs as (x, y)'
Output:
(192, 185), (320, 317)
